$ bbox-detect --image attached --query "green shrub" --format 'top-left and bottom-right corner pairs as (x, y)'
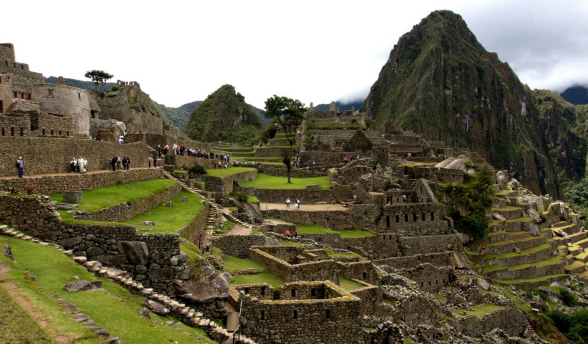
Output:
(181, 163), (188, 170)
(188, 164), (206, 175)
(549, 310), (571, 333)
(560, 289), (578, 307)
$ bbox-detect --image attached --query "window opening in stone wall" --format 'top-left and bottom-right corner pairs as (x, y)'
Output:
(386, 215), (390, 228)
(311, 289), (316, 297)
(10, 127), (14, 136)
(51, 129), (54, 135)
(20, 128), (24, 136)
(0, 100), (3, 113)
(431, 212), (435, 220)
(413, 213), (417, 222)
(404, 214), (408, 222)
(395, 215), (399, 222)
(1, 127), (4, 136)
(362, 272), (367, 279)
(59, 130), (62, 136)
(261, 286), (266, 295)
(48, 89), (54, 97)
(291, 289), (296, 297)
(78, 92), (81, 99)
(13, 91), (17, 98)
(326, 309), (331, 320)
(422, 213), (425, 220)
(259, 310), (264, 320)
(389, 235), (392, 240)
(66, 131), (69, 136)
(42, 128), (45, 135)
(27, 94), (31, 100)
(293, 310), (298, 319)
(244, 288), (249, 294)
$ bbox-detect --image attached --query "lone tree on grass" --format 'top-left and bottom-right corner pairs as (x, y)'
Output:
(264, 95), (306, 183)
(84, 70), (113, 92)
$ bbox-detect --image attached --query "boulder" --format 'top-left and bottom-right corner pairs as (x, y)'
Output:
(527, 208), (542, 223)
(63, 191), (83, 204)
(492, 213), (507, 222)
(138, 307), (152, 319)
(64, 280), (102, 292)
(140, 221), (157, 226)
(174, 259), (229, 302)
(477, 278), (490, 291)
(142, 299), (170, 316)
(117, 241), (149, 265)
(526, 222), (540, 236)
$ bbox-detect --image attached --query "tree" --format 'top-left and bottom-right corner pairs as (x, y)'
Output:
(84, 70), (113, 92)
(264, 95), (306, 183)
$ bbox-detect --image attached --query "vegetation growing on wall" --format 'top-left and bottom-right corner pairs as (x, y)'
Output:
(439, 163), (494, 240)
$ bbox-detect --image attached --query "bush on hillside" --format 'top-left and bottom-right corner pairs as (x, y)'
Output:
(560, 289), (578, 307)
(188, 164), (206, 175)
(438, 162), (494, 240)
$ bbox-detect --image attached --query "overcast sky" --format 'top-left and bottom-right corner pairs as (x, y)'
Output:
(2, 0), (587, 109)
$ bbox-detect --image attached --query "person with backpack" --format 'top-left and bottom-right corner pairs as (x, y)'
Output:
(16, 156), (24, 178)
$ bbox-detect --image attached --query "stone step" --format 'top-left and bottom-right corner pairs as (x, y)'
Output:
(492, 206), (523, 219)
(576, 237), (588, 249)
(497, 273), (568, 289)
(579, 270), (588, 283)
(482, 244), (553, 268)
(486, 234), (547, 255)
(564, 261), (587, 274)
(567, 231), (588, 244)
(574, 252), (588, 263)
(553, 223), (580, 235)
(486, 256), (564, 280)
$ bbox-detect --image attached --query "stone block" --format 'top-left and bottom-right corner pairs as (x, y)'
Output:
(63, 191), (83, 203)
(306, 184), (321, 190)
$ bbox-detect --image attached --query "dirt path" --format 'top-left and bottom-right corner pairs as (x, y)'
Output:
(226, 223), (253, 236)
(260, 202), (348, 212)
(0, 262), (70, 344)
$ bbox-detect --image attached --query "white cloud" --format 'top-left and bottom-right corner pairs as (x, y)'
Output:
(2, 0), (588, 108)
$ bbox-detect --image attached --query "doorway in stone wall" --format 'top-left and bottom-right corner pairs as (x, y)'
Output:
(0, 100), (3, 113)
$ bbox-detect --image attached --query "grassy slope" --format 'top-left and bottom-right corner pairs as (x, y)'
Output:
(205, 167), (257, 178)
(0, 235), (215, 344)
(51, 179), (178, 212)
(240, 173), (331, 190)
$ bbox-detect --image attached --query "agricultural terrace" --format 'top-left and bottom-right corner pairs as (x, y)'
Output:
(204, 167), (257, 178)
(240, 173), (331, 190)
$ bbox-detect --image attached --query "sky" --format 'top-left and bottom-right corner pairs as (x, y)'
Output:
(2, 0), (588, 109)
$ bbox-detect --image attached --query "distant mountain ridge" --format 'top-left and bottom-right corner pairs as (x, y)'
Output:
(45, 76), (116, 92)
(560, 85), (588, 105)
(312, 100), (364, 112)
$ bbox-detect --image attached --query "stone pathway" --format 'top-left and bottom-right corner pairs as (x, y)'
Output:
(227, 223), (252, 236)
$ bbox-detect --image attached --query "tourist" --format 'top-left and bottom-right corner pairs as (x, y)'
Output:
(124, 156), (130, 170)
(295, 199), (301, 209)
(78, 156), (86, 174)
(157, 145), (162, 157)
(116, 155), (122, 170)
(148, 156), (153, 168)
(198, 234), (204, 249)
(285, 230), (291, 237)
(154, 156), (158, 167)
(122, 157), (128, 170)
(70, 157), (77, 173)
(16, 156), (24, 178)
(286, 198), (291, 208)
(110, 156), (117, 171)
(118, 135), (124, 144)
(294, 230), (298, 238)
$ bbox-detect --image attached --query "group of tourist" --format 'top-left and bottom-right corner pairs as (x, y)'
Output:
(109, 155), (131, 171)
(70, 156), (88, 173)
(284, 229), (298, 238)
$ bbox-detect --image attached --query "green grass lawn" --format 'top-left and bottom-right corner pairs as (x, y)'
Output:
(223, 254), (284, 289)
(240, 173), (331, 190)
(295, 225), (377, 239)
(50, 179), (178, 213)
(325, 248), (361, 260)
(339, 277), (365, 291)
(204, 167), (257, 178)
(0, 235), (216, 344)
(56, 190), (205, 235)
(452, 304), (503, 318)
(119, 190), (205, 234)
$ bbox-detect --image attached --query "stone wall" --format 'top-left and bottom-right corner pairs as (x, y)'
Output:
(399, 234), (461, 255)
(178, 199), (209, 245)
(0, 74), (12, 114)
(211, 235), (268, 258)
(458, 306), (528, 338)
(257, 165), (327, 178)
(237, 186), (334, 203)
(229, 281), (363, 344)
(343, 236), (398, 260)
(249, 246), (339, 283)
(338, 261), (381, 285)
(350, 282), (381, 316)
(0, 136), (151, 178)
(399, 264), (454, 292)
(29, 112), (73, 137)
(0, 43), (15, 62)
(0, 168), (163, 195)
(0, 58), (43, 92)
(33, 83), (92, 137)
(203, 169), (257, 195)
(0, 195), (188, 296)
(375, 252), (454, 269)
(266, 209), (356, 230)
(76, 184), (182, 222)
(0, 113), (30, 137)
